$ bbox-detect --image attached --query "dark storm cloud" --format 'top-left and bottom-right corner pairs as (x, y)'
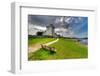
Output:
(28, 15), (59, 26)
(28, 15), (72, 28)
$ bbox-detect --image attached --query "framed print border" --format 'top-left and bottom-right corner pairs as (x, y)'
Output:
(11, 2), (97, 74)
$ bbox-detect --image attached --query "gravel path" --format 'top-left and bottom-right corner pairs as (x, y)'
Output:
(28, 38), (59, 53)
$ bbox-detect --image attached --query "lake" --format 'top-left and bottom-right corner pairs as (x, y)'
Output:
(79, 39), (88, 45)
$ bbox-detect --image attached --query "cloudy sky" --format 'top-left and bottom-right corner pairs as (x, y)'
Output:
(28, 15), (88, 38)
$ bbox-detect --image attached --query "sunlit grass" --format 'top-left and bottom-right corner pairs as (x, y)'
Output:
(28, 37), (56, 46)
(28, 38), (88, 60)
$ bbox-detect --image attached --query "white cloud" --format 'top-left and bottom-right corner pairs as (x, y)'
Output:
(55, 28), (74, 37)
(28, 24), (46, 35)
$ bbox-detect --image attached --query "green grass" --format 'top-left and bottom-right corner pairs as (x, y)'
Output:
(28, 38), (88, 60)
(28, 37), (56, 46)
(28, 48), (54, 60)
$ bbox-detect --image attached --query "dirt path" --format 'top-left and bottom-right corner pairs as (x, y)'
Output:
(44, 38), (59, 46)
(28, 38), (59, 53)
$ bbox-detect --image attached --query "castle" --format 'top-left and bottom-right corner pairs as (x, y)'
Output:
(36, 24), (57, 37)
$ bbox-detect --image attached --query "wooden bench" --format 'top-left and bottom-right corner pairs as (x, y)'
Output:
(41, 44), (56, 53)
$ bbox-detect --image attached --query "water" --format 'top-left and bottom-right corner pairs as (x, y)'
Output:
(80, 39), (88, 45)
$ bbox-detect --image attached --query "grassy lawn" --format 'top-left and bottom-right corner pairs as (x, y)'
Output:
(28, 37), (56, 46)
(28, 38), (88, 60)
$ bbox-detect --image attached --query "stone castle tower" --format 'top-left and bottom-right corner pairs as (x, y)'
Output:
(43, 24), (55, 37)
